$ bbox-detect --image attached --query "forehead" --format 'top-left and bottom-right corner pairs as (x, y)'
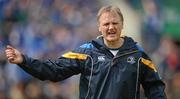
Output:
(99, 11), (121, 23)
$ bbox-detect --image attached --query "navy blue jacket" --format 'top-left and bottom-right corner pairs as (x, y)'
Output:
(19, 36), (167, 99)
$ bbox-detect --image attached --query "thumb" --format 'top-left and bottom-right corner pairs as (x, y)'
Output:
(6, 45), (15, 49)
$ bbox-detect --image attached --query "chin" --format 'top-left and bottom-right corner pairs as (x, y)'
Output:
(107, 38), (118, 42)
(107, 37), (118, 41)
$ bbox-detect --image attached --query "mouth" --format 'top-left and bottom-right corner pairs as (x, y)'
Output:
(108, 32), (116, 35)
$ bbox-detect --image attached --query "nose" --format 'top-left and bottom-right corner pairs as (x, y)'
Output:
(109, 24), (114, 30)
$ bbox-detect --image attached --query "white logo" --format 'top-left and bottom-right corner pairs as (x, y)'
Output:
(98, 56), (105, 61)
(127, 56), (136, 64)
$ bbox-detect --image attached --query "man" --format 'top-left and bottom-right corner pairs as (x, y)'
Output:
(5, 6), (167, 99)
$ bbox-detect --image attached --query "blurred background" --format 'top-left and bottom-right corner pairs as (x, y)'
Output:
(0, 0), (180, 99)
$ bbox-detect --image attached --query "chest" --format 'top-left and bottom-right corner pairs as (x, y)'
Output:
(87, 50), (141, 77)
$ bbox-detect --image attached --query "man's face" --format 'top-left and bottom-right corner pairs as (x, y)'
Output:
(98, 11), (123, 43)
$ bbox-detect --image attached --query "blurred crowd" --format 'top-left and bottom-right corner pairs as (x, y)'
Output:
(126, 0), (180, 99)
(0, 0), (100, 99)
(0, 0), (180, 99)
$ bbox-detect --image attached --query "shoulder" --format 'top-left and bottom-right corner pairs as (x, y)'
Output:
(73, 42), (95, 54)
(135, 44), (152, 61)
(79, 42), (94, 49)
(135, 44), (145, 52)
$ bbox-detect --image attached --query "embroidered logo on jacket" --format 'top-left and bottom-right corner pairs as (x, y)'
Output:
(127, 56), (136, 64)
(98, 56), (105, 62)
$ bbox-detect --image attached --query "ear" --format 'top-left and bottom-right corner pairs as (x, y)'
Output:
(122, 22), (124, 28)
(121, 23), (124, 29)
(98, 24), (102, 33)
(98, 27), (101, 32)
(97, 23), (100, 32)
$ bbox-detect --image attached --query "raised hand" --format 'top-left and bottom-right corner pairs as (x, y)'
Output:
(5, 45), (23, 64)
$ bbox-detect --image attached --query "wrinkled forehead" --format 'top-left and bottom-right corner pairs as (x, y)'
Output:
(98, 11), (121, 23)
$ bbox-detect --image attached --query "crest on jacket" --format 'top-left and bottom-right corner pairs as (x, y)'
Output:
(127, 56), (136, 64)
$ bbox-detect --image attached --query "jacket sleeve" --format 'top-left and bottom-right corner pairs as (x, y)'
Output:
(18, 51), (89, 82)
(140, 52), (167, 99)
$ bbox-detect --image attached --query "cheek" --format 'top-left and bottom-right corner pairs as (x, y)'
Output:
(99, 26), (107, 32)
(101, 30), (108, 36)
(118, 24), (123, 29)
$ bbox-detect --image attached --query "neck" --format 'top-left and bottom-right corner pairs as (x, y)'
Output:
(104, 38), (124, 49)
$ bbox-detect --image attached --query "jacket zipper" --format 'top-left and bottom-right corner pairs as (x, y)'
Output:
(97, 50), (139, 98)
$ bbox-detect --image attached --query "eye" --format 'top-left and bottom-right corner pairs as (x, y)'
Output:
(112, 22), (119, 25)
(103, 23), (109, 26)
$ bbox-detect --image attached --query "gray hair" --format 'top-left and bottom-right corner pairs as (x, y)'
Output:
(97, 5), (124, 23)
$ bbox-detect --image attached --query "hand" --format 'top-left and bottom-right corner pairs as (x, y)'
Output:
(5, 45), (23, 64)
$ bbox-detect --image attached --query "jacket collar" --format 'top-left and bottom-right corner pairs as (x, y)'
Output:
(91, 36), (137, 52)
